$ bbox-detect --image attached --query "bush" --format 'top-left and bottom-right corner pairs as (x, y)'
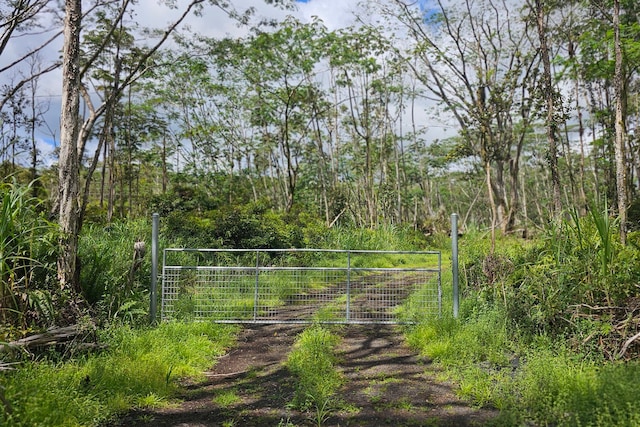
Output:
(491, 349), (640, 426)
(163, 200), (329, 250)
(79, 219), (151, 325)
(0, 180), (59, 336)
(408, 307), (640, 426)
(460, 208), (640, 358)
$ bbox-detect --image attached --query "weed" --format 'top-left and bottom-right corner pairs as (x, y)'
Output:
(137, 414), (155, 423)
(0, 179), (58, 331)
(310, 394), (333, 427)
(213, 390), (242, 407)
(392, 397), (414, 411)
(277, 417), (297, 426)
(136, 392), (166, 408)
(408, 294), (640, 426)
(286, 325), (342, 425)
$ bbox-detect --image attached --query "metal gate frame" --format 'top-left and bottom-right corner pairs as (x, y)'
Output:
(160, 248), (441, 325)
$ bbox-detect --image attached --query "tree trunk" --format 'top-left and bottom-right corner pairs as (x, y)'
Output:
(29, 76), (39, 197)
(492, 160), (509, 233)
(613, 0), (627, 244)
(57, 0), (82, 292)
(534, 0), (562, 219)
(162, 133), (168, 194)
(486, 159), (497, 253)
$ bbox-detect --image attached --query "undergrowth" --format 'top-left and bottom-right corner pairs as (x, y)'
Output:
(407, 309), (640, 426)
(0, 322), (237, 427)
(406, 205), (640, 426)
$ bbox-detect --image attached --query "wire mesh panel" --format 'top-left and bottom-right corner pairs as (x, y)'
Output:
(161, 249), (441, 324)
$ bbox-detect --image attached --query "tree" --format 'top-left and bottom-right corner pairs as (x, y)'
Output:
(613, 0), (627, 244)
(57, 0), (295, 293)
(0, 0), (61, 113)
(58, 0), (82, 292)
(386, 0), (538, 240)
(327, 24), (405, 227)
(234, 17), (329, 212)
(530, 0), (563, 219)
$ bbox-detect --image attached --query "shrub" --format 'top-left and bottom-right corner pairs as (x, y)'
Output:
(79, 219), (151, 325)
(163, 200), (329, 250)
(0, 179), (58, 335)
(460, 207), (640, 358)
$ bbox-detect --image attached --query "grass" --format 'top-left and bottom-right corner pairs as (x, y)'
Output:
(0, 321), (238, 427)
(417, 213), (640, 426)
(0, 179), (58, 332)
(286, 325), (343, 426)
(406, 308), (640, 426)
(212, 389), (242, 407)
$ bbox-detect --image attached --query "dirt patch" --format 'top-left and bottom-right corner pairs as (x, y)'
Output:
(108, 324), (497, 427)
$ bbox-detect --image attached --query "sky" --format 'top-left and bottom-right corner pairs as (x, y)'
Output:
(2, 0), (449, 168)
(1, 0), (370, 166)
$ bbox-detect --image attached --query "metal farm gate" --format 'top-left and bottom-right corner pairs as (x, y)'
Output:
(160, 248), (441, 324)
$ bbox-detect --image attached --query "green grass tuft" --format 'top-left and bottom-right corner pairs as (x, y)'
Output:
(286, 325), (342, 425)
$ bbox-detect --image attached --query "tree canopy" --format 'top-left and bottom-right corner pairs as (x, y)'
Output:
(1, 0), (639, 289)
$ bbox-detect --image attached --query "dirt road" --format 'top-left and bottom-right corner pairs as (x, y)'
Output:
(110, 324), (497, 427)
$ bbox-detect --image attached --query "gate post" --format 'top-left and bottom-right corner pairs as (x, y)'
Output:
(451, 213), (459, 318)
(150, 213), (159, 324)
(346, 250), (351, 322)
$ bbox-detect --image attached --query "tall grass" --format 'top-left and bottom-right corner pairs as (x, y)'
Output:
(0, 179), (58, 334)
(79, 219), (152, 323)
(0, 321), (237, 426)
(325, 223), (428, 251)
(588, 200), (615, 276)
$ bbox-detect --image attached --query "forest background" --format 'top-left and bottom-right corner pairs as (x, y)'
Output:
(2, 0), (640, 425)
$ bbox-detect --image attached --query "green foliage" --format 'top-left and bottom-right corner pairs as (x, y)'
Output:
(0, 180), (58, 334)
(323, 223), (428, 251)
(588, 200), (616, 276)
(412, 207), (640, 426)
(79, 219), (151, 324)
(460, 205), (640, 356)
(492, 349), (640, 426)
(0, 322), (237, 427)
(163, 200), (328, 250)
(286, 325), (342, 424)
(148, 182), (222, 217)
(407, 309), (512, 370)
(408, 309), (640, 426)
(406, 309), (513, 408)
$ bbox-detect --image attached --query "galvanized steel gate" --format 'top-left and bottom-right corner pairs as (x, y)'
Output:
(161, 248), (441, 324)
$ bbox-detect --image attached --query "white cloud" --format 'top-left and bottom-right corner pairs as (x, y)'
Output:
(294, 0), (362, 29)
(3, 0), (453, 164)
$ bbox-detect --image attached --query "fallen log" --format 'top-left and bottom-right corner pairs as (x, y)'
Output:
(0, 324), (93, 353)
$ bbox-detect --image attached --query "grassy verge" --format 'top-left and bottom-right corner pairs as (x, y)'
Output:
(286, 325), (343, 426)
(0, 322), (237, 427)
(406, 309), (640, 426)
